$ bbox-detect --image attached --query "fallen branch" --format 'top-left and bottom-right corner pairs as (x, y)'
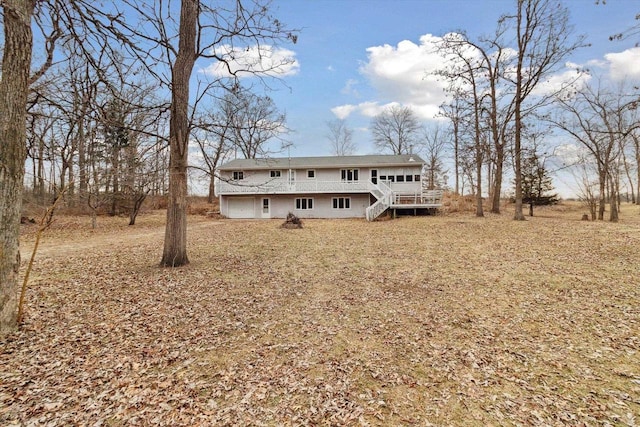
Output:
(17, 187), (67, 325)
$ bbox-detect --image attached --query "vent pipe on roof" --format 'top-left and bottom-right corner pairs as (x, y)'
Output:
(409, 144), (415, 161)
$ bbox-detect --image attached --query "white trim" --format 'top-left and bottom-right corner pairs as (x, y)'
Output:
(261, 197), (271, 218)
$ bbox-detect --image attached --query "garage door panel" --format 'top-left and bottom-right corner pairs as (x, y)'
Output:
(228, 198), (255, 218)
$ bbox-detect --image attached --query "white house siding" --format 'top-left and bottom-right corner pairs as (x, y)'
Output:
(221, 194), (370, 219)
(280, 194), (370, 219)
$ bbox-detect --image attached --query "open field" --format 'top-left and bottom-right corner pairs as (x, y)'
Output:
(2, 202), (640, 426)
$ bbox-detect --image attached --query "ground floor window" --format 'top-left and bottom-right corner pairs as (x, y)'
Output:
(295, 198), (313, 210)
(332, 197), (351, 209)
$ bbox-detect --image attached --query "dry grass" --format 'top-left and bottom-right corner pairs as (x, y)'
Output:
(2, 201), (640, 426)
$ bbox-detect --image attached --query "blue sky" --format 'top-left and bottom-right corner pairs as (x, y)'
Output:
(186, 0), (640, 197)
(222, 0), (639, 161)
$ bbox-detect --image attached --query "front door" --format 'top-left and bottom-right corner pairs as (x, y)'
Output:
(261, 198), (271, 218)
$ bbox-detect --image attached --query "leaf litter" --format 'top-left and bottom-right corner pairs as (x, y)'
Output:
(2, 203), (640, 425)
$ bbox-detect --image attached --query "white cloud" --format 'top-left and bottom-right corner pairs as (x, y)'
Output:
(604, 47), (640, 81)
(200, 44), (300, 78)
(531, 63), (591, 97)
(331, 104), (357, 119)
(358, 34), (450, 117)
(555, 143), (587, 167)
(340, 79), (360, 96)
(331, 101), (396, 119)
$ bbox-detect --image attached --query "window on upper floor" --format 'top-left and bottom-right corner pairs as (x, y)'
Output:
(396, 175), (405, 182)
(232, 171), (244, 180)
(307, 170), (316, 179)
(270, 170), (281, 178)
(341, 169), (359, 182)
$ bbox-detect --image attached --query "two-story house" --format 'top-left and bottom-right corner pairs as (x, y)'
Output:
(216, 154), (442, 220)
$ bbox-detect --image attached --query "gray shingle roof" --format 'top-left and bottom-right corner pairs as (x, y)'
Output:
(218, 154), (425, 170)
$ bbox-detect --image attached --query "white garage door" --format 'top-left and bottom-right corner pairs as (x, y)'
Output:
(228, 198), (255, 218)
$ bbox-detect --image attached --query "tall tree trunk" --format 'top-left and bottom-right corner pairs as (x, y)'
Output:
(208, 175), (216, 204)
(110, 146), (120, 216)
(453, 124), (460, 195)
(160, 0), (197, 267)
(475, 150), (484, 217)
(1, 0), (34, 334)
(598, 171), (606, 220)
(634, 134), (640, 205)
(608, 174), (618, 222)
(513, 1), (525, 221)
(78, 120), (88, 205)
(491, 145), (504, 213)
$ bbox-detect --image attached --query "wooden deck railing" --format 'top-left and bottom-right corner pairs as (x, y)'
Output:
(392, 190), (444, 206)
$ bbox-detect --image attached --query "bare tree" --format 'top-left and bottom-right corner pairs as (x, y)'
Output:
(52, 0), (296, 266)
(438, 35), (490, 217)
(192, 109), (233, 203)
(422, 125), (448, 190)
(1, 0), (298, 331)
(58, 1), (297, 266)
(226, 87), (288, 159)
(505, 0), (587, 220)
(0, 0), (36, 333)
(631, 130), (640, 204)
(326, 118), (355, 156)
(371, 105), (421, 155)
(440, 90), (470, 195)
(439, 29), (514, 214)
(549, 78), (638, 221)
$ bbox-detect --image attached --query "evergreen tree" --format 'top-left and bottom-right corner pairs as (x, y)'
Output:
(520, 149), (559, 216)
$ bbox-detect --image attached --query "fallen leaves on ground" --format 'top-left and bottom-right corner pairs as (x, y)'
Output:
(2, 203), (640, 425)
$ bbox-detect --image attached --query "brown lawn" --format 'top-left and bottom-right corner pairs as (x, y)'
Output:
(2, 202), (640, 426)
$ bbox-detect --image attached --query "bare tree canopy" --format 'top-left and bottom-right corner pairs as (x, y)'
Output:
(507, 0), (587, 220)
(422, 125), (449, 190)
(548, 77), (639, 222)
(326, 118), (356, 156)
(370, 105), (420, 155)
(225, 87), (288, 159)
(0, 0), (299, 331)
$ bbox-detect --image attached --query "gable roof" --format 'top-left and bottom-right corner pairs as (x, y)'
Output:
(218, 154), (425, 171)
